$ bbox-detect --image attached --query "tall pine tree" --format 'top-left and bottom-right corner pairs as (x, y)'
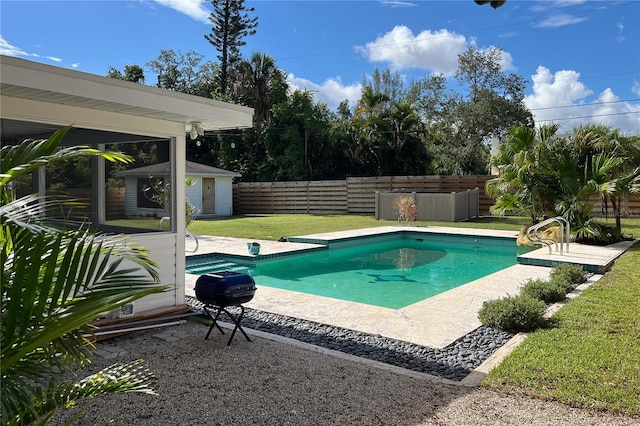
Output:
(205, 0), (258, 97)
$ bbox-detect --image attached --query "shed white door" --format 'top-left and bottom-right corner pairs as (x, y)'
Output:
(202, 178), (215, 214)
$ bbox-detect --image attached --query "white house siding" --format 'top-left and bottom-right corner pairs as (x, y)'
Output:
(187, 175), (235, 217)
(117, 233), (183, 313)
(215, 176), (234, 215)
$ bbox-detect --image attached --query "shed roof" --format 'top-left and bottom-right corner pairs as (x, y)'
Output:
(118, 161), (241, 178)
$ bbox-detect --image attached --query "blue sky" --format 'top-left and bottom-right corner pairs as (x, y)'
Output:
(1, 0), (639, 134)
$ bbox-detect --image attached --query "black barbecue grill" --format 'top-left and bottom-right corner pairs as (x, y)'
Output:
(195, 271), (256, 346)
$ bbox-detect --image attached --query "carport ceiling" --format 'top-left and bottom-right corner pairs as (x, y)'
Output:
(0, 118), (166, 146)
(0, 55), (254, 144)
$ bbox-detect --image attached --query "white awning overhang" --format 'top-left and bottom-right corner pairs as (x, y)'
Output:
(0, 55), (254, 142)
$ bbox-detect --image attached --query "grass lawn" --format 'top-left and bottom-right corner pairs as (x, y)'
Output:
(187, 214), (533, 239)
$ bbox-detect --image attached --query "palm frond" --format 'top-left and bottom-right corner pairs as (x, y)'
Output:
(0, 127), (132, 191)
(2, 223), (164, 374)
(2, 126), (165, 425)
(5, 360), (157, 426)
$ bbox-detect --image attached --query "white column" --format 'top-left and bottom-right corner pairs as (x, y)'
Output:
(173, 134), (186, 306)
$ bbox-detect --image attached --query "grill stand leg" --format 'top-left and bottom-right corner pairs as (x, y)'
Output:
(203, 304), (252, 346)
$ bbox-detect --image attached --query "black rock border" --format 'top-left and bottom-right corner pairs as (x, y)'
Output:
(186, 297), (514, 382)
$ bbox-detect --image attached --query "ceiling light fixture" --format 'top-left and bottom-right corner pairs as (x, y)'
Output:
(189, 122), (205, 140)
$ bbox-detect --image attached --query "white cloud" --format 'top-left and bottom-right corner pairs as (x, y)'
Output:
(0, 35), (61, 63)
(287, 73), (362, 112)
(550, 0), (586, 7)
(530, 0), (586, 13)
(632, 80), (640, 96)
(152, 0), (210, 24)
(535, 13), (587, 28)
(496, 49), (516, 71)
(616, 19), (625, 43)
(356, 26), (467, 75)
(380, 1), (418, 8)
(525, 66), (640, 134)
(525, 66), (593, 110)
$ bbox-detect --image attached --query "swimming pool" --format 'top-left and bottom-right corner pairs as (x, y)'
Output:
(186, 232), (530, 309)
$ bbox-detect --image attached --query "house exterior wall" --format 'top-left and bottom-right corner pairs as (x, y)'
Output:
(187, 177), (203, 214)
(214, 176), (235, 215)
(2, 96), (186, 313)
(118, 233), (180, 313)
(191, 175), (235, 216)
(1, 56), (251, 315)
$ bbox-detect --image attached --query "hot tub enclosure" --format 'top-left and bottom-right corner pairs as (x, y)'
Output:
(375, 188), (480, 222)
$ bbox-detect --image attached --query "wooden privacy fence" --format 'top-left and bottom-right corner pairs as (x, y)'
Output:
(49, 188), (126, 220)
(589, 195), (640, 219)
(234, 175), (497, 215)
(233, 175), (640, 217)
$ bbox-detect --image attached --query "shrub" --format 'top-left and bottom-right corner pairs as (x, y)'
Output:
(520, 278), (567, 303)
(478, 295), (546, 332)
(550, 263), (586, 292)
(394, 196), (417, 223)
(574, 219), (625, 245)
(549, 275), (572, 294)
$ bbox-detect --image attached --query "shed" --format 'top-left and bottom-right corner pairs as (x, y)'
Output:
(118, 161), (241, 218)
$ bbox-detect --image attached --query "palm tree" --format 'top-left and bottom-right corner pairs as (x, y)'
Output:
(234, 52), (287, 130)
(486, 124), (561, 224)
(352, 87), (391, 175)
(1, 127), (166, 425)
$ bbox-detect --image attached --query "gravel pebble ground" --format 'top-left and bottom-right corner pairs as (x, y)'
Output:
(50, 321), (637, 426)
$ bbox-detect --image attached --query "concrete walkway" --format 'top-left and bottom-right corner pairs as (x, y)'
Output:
(185, 226), (635, 349)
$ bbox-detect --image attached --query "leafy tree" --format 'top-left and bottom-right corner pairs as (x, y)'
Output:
(407, 47), (533, 175)
(352, 86), (391, 175)
(447, 46), (532, 174)
(263, 90), (333, 180)
(386, 100), (430, 175)
(205, 0), (258, 96)
(215, 127), (266, 181)
(144, 177), (200, 226)
(361, 68), (406, 116)
(1, 127), (165, 424)
(107, 64), (146, 83)
(146, 49), (217, 96)
(569, 125), (640, 230)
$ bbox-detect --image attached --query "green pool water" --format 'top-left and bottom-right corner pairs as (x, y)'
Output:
(187, 234), (528, 309)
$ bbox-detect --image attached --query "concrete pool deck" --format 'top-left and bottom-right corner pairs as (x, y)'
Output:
(185, 226), (635, 349)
